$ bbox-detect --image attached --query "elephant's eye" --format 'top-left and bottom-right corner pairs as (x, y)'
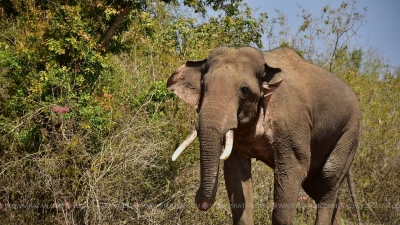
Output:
(239, 86), (250, 98)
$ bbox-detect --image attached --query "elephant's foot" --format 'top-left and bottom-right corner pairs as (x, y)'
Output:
(313, 196), (342, 225)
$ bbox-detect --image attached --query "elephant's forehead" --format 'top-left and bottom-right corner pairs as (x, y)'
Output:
(203, 66), (240, 82)
(203, 63), (259, 90)
(205, 59), (261, 82)
(208, 47), (264, 69)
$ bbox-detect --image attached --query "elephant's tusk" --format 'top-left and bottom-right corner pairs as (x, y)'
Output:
(220, 130), (234, 160)
(172, 130), (197, 161)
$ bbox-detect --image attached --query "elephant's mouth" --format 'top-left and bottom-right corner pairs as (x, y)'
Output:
(171, 129), (234, 162)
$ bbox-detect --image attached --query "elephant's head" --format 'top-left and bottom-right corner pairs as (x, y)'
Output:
(167, 47), (284, 211)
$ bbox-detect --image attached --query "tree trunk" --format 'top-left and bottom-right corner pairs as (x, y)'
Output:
(99, 5), (131, 51)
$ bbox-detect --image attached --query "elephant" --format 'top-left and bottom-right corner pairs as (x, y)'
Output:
(167, 46), (362, 225)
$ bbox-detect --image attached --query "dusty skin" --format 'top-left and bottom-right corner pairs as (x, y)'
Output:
(167, 47), (362, 225)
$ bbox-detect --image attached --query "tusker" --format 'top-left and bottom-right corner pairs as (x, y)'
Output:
(168, 46), (362, 225)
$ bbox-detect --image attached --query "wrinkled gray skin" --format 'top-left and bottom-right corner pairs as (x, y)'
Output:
(167, 47), (361, 225)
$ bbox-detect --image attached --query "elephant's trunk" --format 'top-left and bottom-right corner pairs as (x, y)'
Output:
(195, 127), (222, 210)
(195, 106), (237, 211)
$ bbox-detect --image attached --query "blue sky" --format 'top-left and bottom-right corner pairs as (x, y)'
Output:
(245, 0), (400, 66)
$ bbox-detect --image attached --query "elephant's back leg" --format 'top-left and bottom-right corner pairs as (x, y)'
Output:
(302, 128), (359, 225)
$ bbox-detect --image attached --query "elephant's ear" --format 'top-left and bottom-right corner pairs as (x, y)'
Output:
(261, 50), (285, 105)
(167, 59), (207, 110)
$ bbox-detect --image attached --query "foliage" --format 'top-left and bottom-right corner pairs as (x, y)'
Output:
(182, 0), (243, 16)
(0, 0), (399, 224)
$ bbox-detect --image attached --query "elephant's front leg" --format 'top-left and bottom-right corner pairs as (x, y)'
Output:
(224, 150), (253, 225)
(272, 147), (308, 225)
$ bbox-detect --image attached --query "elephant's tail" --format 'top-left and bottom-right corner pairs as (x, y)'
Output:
(347, 169), (362, 225)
